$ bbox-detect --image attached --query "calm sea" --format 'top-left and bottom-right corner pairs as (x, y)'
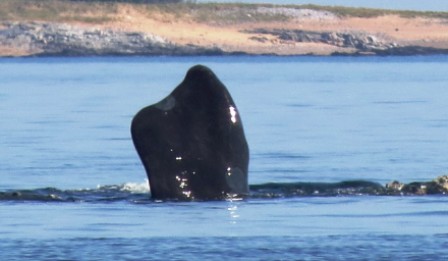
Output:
(1, 56), (448, 260)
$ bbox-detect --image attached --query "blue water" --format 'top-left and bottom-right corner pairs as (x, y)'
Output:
(1, 56), (448, 259)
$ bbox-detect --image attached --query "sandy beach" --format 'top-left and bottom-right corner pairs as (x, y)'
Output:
(102, 5), (448, 55)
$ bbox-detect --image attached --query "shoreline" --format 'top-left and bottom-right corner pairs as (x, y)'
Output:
(1, 2), (448, 57)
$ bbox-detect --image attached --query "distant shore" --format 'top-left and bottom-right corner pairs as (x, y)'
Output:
(1, 1), (448, 57)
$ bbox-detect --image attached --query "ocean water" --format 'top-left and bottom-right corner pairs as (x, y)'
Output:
(1, 56), (448, 260)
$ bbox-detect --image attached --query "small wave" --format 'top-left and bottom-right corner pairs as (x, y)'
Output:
(0, 182), (150, 203)
(99, 181), (150, 194)
(1, 176), (447, 203)
(249, 180), (386, 198)
(373, 100), (427, 105)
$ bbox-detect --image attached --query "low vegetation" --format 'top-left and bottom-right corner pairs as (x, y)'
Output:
(142, 3), (291, 25)
(299, 4), (448, 19)
(0, 0), (119, 23)
(0, 0), (447, 25)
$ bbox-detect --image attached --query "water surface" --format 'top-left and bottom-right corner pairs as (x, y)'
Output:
(1, 56), (447, 259)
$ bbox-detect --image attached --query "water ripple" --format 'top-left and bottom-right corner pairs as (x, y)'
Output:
(1, 178), (447, 203)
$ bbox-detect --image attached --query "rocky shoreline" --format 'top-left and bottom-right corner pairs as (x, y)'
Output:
(0, 22), (224, 57)
(248, 28), (448, 56)
(1, 21), (448, 57)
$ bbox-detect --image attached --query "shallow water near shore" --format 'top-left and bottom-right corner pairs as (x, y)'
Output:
(1, 56), (448, 259)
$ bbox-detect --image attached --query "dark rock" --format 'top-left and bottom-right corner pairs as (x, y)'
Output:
(250, 180), (386, 197)
(385, 175), (448, 195)
(247, 28), (448, 55)
(0, 22), (225, 56)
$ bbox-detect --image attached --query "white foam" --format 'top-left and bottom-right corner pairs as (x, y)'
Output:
(119, 180), (150, 194)
(95, 180), (150, 194)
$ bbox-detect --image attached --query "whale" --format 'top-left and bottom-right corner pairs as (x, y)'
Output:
(131, 65), (249, 200)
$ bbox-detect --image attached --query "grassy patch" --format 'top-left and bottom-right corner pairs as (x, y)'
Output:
(297, 4), (448, 19)
(0, 0), (118, 23)
(192, 3), (290, 25)
(140, 3), (290, 25)
(0, 0), (447, 25)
